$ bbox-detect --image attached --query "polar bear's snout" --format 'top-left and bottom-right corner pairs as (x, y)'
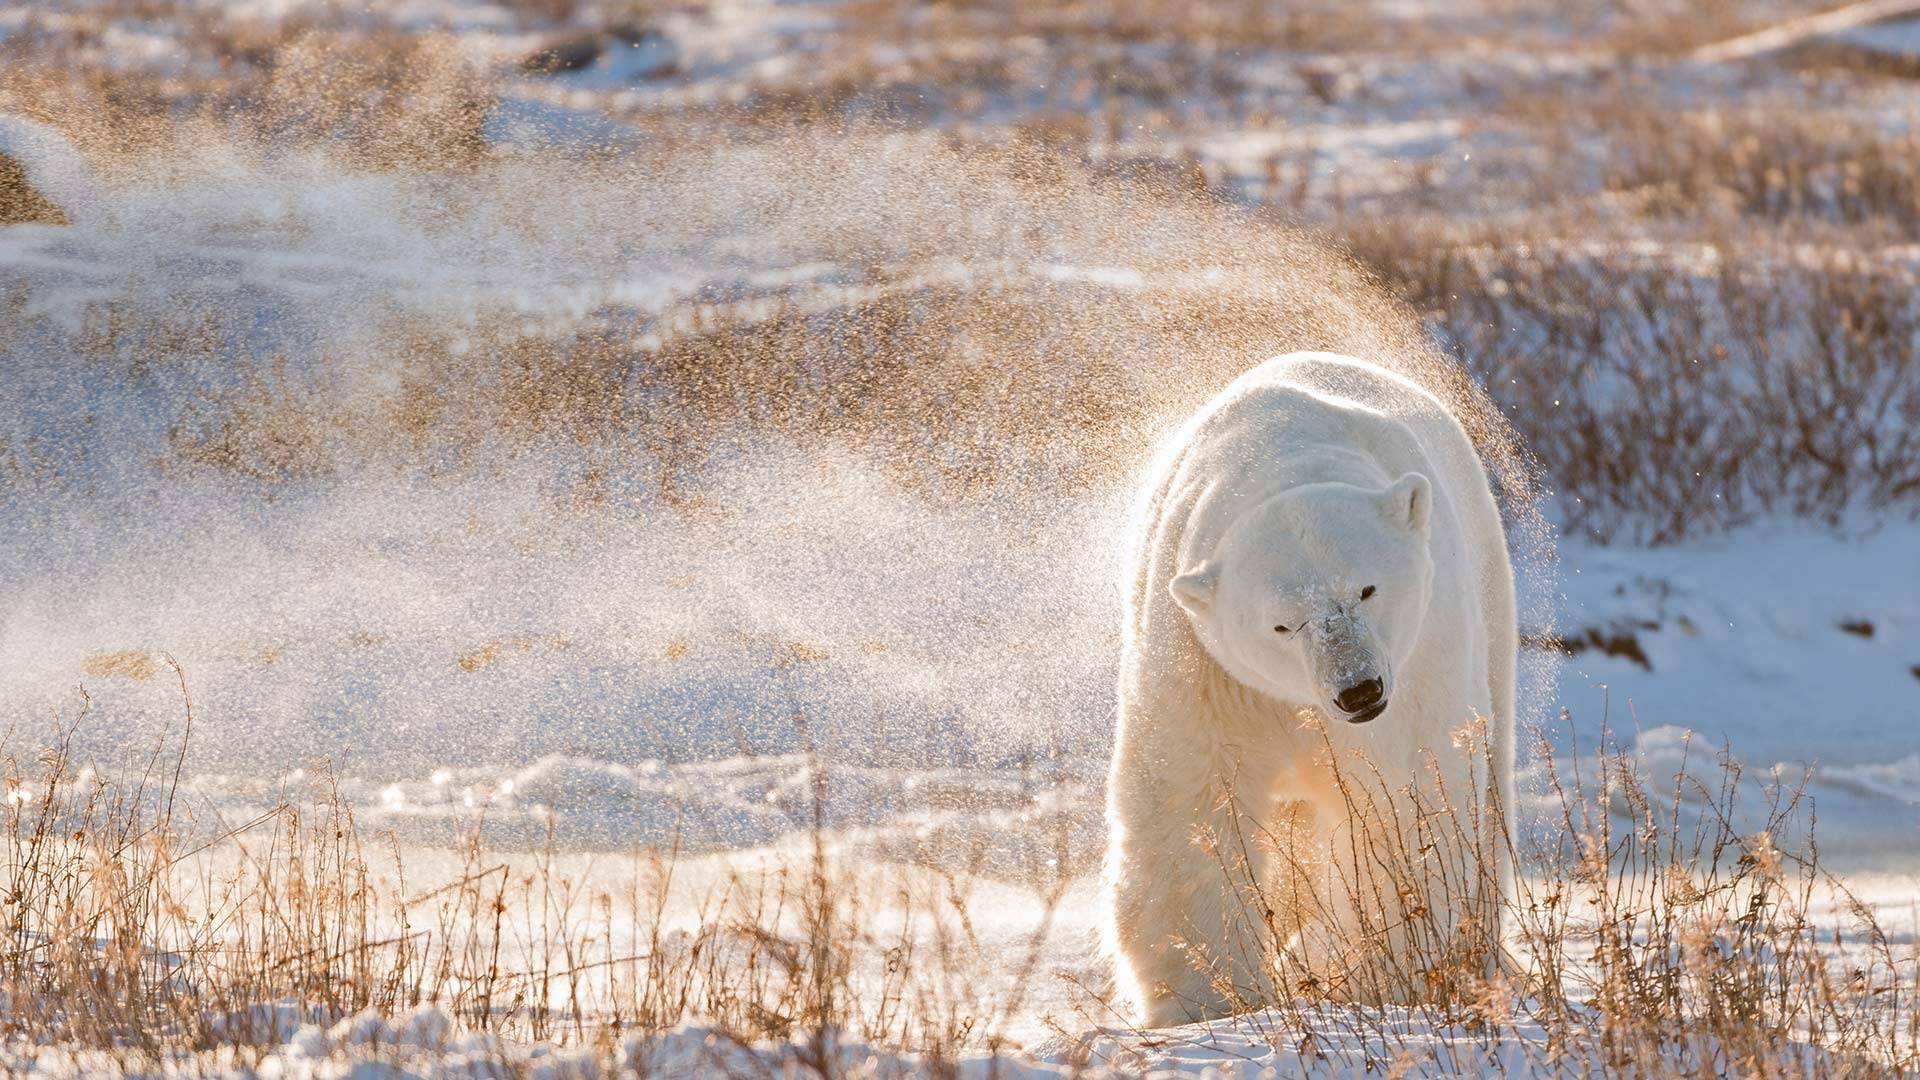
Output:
(1334, 677), (1386, 722)
(1308, 611), (1392, 723)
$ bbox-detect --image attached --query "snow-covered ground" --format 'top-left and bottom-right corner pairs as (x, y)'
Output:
(1553, 522), (1920, 868)
(11, 995), (1881, 1078)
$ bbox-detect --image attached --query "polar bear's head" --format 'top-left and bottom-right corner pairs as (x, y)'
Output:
(1169, 475), (1435, 724)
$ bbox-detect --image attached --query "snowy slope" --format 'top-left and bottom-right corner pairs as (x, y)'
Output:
(1551, 522), (1920, 867)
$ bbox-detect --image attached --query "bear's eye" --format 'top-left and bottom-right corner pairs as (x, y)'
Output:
(1360, 585), (1376, 601)
(1273, 623), (1291, 635)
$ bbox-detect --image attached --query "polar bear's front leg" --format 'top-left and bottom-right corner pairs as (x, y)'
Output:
(1290, 762), (1505, 1006)
(1291, 814), (1429, 1006)
(1105, 755), (1287, 1027)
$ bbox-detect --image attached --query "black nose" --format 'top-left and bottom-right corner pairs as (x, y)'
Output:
(1335, 677), (1384, 715)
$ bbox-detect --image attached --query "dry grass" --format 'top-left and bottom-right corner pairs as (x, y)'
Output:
(1343, 220), (1920, 542)
(1503, 93), (1920, 232)
(254, 30), (494, 172)
(0, 670), (1078, 1074)
(79, 649), (159, 681)
(0, 152), (69, 226)
(4, 672), (1911, 1075)
(169, 356), (343, 487)
(1602, 105), (1920, 229)
(0, 13), (490, 176)
(118, 218), (1451, 504)
(137, 210), (1920, 542)
(10, 0), (1917, 543)
(890, 0), (1393, 50)
(1135, 711), (1918, 1075)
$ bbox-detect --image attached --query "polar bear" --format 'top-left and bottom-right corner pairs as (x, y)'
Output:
(1105, 351), (1516, 1027)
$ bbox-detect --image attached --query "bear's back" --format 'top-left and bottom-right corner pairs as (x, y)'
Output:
(1224, 352), (1454, 438)
(1170, 352), (1447, 516)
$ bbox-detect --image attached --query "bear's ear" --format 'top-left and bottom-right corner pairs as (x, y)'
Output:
(1383, 473), (1432, 535)
(1169, 563), (1218, 615)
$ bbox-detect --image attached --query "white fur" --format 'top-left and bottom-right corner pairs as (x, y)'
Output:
(1105, 352), (1517, 1027)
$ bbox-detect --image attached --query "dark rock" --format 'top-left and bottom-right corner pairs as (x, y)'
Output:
(1538, 624), (1655, 671)
(522, 33), (606, 75)
(521, 24), (679, 81)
